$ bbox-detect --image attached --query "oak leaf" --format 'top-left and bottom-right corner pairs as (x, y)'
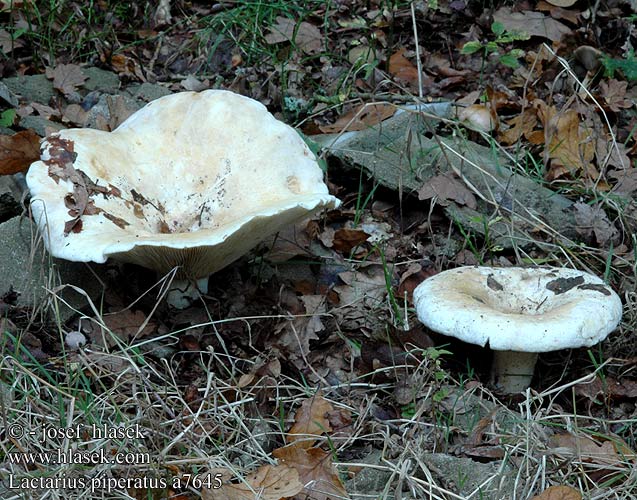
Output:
(273, 446), (349, 500)
(45, 64), (87, 97)
(201, 465), (303, 500)
(530, 485), (581, 500)
(0, 130), (41, 175)
(288, 392), (333, 448)
(265, 17), (322, 55)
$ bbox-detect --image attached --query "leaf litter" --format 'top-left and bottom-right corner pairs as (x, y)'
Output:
(3, 1), (637, 499)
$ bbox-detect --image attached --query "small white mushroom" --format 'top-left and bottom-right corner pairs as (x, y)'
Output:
(413, 266), (623, 393)
(26, 90), (340, 308)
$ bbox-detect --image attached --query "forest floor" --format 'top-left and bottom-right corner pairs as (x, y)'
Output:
(1, 1), (637, 499)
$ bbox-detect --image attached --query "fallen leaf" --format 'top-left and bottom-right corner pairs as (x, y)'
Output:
(0, 0), (30, 12)
(610, 168), (637, 195)
(573, 201), (618, 246)
(0, 130), (41, 175)
(319, 103), (396, 133)
(0, 29), (24, 53)
(331, 228), (369, 254)
(85, 310), (157, 347)
(536, 1), (581, 24)
(201, 465), (303, 500)
(110, 53), (146, 81)
(494, 7), (571, 42)
(272, 446), (349, 500)
(595, 135), (630, 170)
(389, 48), (420, 88)
(417, 172), (477, 209)
(542, 109), (595, 180)
(599, 79), (633, 113)
(265, 16), (322, 54)
(530, 485), (582, 500)
(499, 108), (538, 144)
(273, 295), (326, 369)
(288, 393), (333, 448)
(45, 64), (87, 97)
(574, 376), (637, 401)
(63, 104), (88, 126)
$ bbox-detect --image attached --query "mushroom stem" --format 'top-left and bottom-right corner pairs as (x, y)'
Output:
(491, 350), (539, 394)
(166, 277), (209, 309)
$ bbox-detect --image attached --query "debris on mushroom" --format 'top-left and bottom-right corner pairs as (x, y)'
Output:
(413, 266), (623, 393)
(26, 90), (340, 308)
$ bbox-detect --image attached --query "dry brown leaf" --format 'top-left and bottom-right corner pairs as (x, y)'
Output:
(110, 53), (145, 81)
(499, 108), (538, 144)
(389, 48), (420, 88)
(595, 136), (630, 170)
(417, 172), (477, 209)
(63, 104), (88, 126)
(319, 103), (396, 133)
(85, 310), (157, 347)
(543, 109), (595, 180)
(536, 1), (581, 24)
(0, 0), (30, 12)
(331, 228), (369, 254)
(610, 168), (637, 195)
(201, 465), (303, 500)
(273, 295), (326, 369)
(549, 432), (636, 465)
(575, 376), (637, 400)
(45, 64), (87, 97)
(494, 7), (571, 42)
(600, 79), (633, 113)
(288, 392), (333, 448)
(265, 17), (322, 55)
(573, 201), (618, 246)
(0, 130), (41, 175)
(531, 485), (582, 500)
(273, 446), (349, 500)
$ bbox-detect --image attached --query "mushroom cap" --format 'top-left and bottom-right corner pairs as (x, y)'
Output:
(26, 90), (340, 279)
(413, 266), (622, 352)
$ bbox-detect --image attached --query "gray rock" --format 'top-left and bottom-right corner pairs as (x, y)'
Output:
(0, 216), (107, 324)
(2, 74), (55, 105)
(317, 105), (581, 249)
(82, 67), (121, 93)
(0, 81), (19, 107)
(19, 116), (66, 136)
(125, 82), (172, 102)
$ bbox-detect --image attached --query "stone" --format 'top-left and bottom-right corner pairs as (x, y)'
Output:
(0, 216), (107, 324)
(82, 67), (121, 93)
(19, 115), (66, 136)
(0, 81), (19, 107)
(2, 74), (55, 104)
(125, 82), (172, 102)
(317, 105), (582, 249)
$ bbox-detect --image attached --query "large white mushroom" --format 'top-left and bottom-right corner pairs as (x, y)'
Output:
(27, 90), (340, 308)
(413, 266), (623, 393)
